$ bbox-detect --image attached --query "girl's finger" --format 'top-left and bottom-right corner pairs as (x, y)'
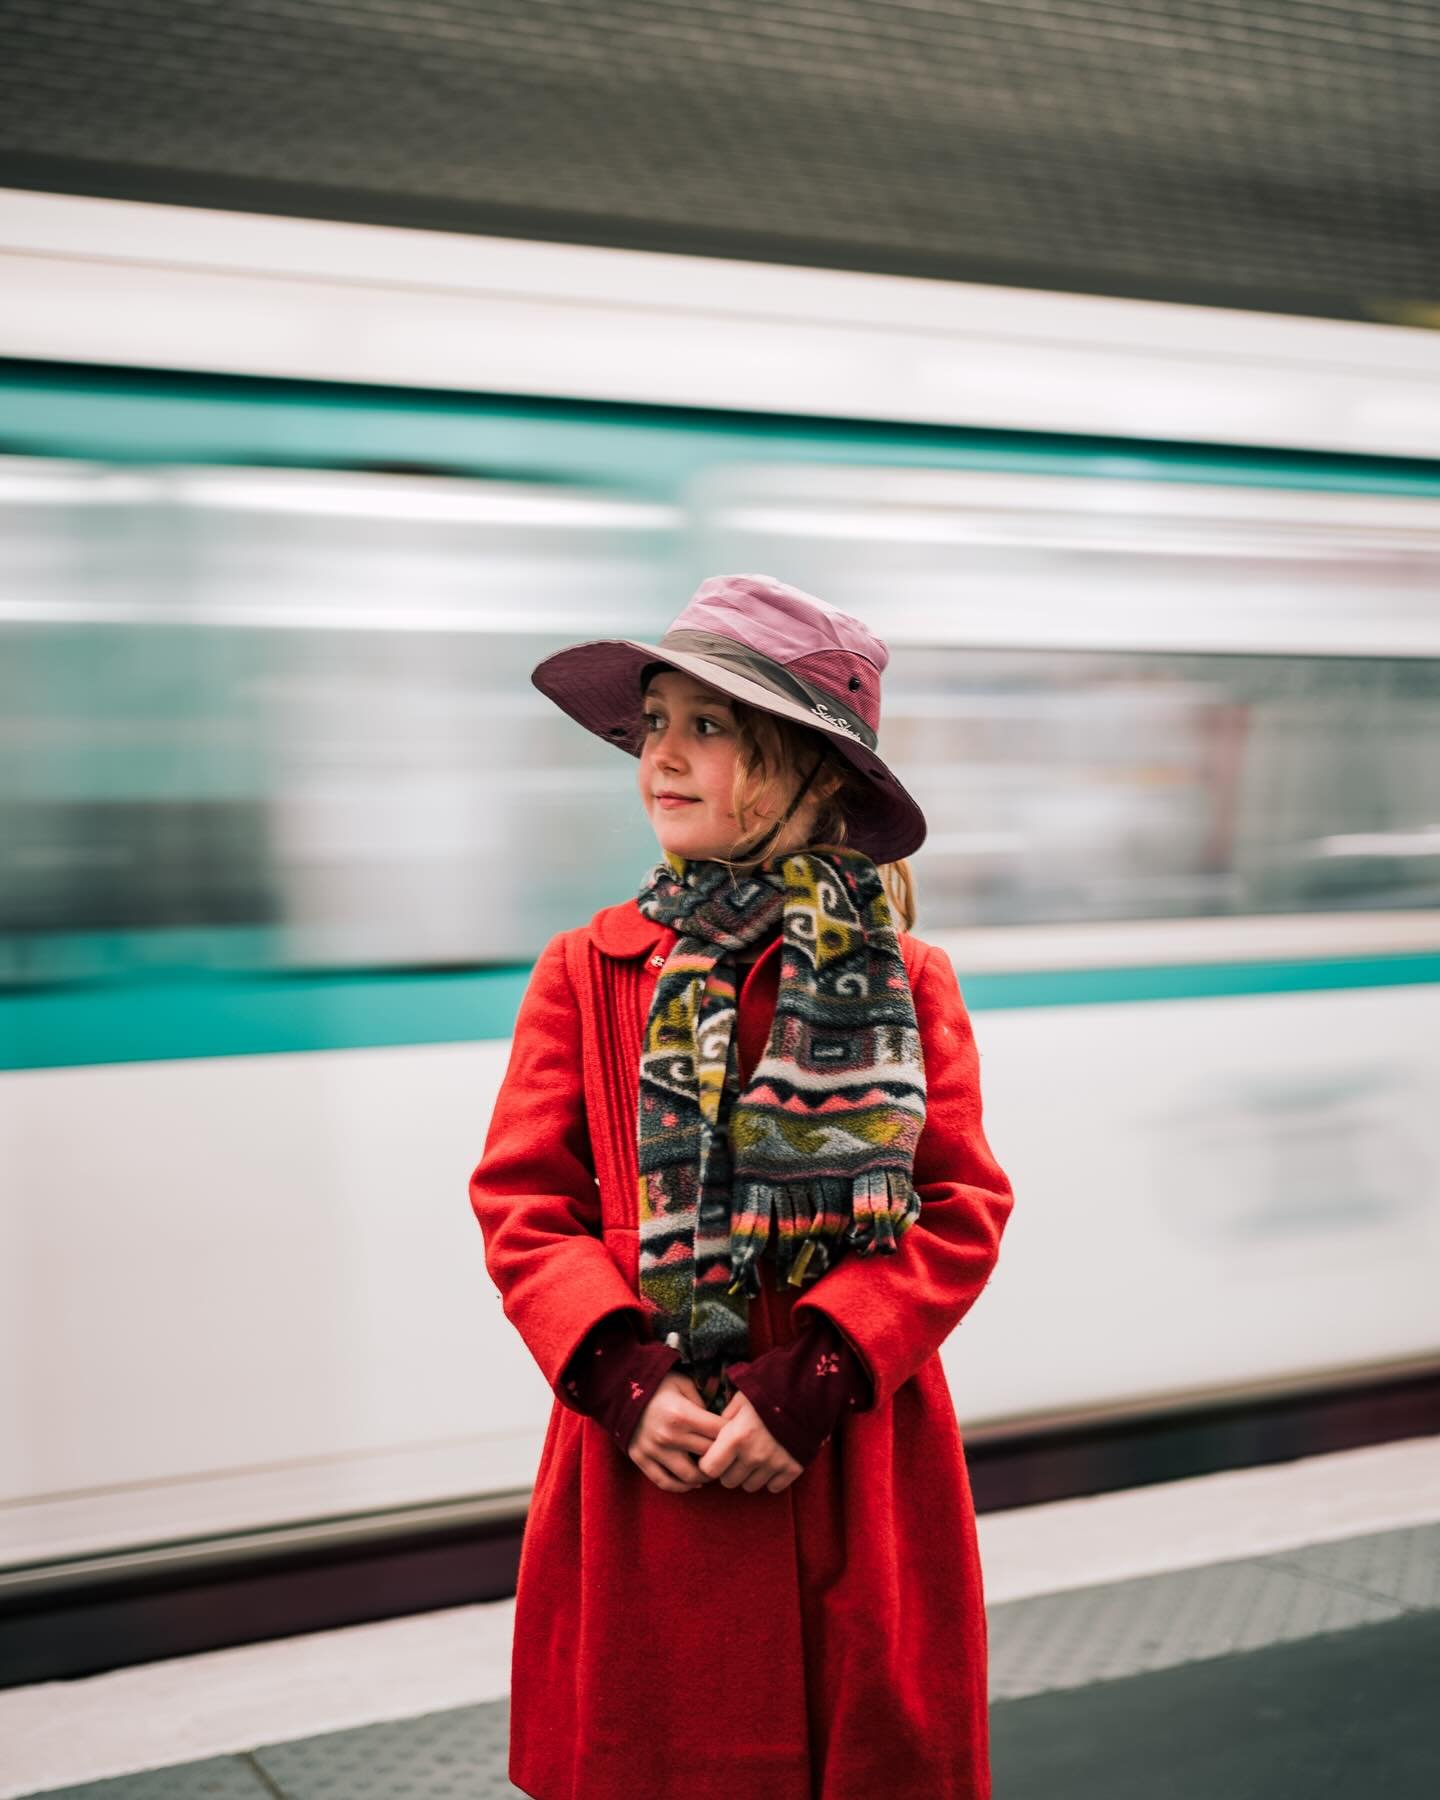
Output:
(672, 1427), (723, 1458)
(641, 1460), (688, 1493)
(657, 1448), (709, 1488)
(674, 1409), (724, 1441)
(699, 1423), (747, 1479)
(636, 1455), (688, 1493)
(719, 1451), (761, 1489)
(699, 1445), (736, 1483)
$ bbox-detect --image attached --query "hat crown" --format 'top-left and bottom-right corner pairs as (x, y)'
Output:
(673, 574), (888, 734)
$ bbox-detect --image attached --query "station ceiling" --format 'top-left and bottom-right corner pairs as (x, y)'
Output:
(1, 1), (1436, 324)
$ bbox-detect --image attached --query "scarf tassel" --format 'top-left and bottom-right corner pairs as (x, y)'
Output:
(845, 1167), (921, 1259)
(726, 1171), (920, 1296)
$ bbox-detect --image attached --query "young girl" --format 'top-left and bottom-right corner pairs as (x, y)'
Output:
(469, 573), (1014, 1800)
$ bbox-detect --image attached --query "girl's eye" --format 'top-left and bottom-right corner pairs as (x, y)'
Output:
(641, 712), (723, 735)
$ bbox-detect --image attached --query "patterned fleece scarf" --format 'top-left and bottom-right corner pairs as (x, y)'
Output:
(635, 846), (927, 1411)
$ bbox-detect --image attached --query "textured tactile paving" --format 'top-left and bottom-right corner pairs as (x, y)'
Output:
(15, 1709), (523, 1800)
(16, 1759), (274, 1799)
(987, 1551), (1406, 1700)
(1260, 1520), (1440, 1613)
(253, 1701), (522, 1799)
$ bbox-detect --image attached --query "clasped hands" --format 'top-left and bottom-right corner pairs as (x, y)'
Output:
(628, 1367), (802, 1495)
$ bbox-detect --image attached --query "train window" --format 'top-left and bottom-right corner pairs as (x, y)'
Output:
(0, 461), (676, 982)
(4, 456), (1439, 985)
(879, 645), (1440, 928)
(692, 463), (1440, 931)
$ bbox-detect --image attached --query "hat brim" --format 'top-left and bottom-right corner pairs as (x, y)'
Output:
(531, 637), (928, 865)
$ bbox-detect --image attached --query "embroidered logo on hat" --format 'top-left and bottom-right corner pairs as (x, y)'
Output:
(811, 699), (865, 741)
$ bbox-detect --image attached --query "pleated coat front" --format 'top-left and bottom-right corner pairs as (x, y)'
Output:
(469, 897), (1015, 1800)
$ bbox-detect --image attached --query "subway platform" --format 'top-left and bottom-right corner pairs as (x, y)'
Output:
(4, 1437), (1437, 1799)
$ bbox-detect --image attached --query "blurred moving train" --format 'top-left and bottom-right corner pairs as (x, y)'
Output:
(2, 191), (1439, 1629)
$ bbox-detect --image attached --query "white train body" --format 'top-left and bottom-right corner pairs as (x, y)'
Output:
(2, 190), (1438, 1576)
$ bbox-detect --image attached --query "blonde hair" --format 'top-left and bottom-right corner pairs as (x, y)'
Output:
(719, 699), (917, 933)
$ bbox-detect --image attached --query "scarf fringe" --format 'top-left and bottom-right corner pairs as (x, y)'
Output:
(726, 1170), (920, 1297)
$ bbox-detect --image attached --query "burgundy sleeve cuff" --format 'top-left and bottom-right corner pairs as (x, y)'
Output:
(560, 1309), (681, 1453)
(727, 1314), (871, 1466)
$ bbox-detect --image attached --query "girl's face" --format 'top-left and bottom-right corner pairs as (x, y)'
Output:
(637, 669), (821, 863)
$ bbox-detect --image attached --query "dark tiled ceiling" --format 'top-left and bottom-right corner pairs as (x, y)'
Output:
(2, 0), (1437, 322)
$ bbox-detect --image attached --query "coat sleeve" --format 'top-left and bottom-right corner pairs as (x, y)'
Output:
(790, 943), (1014, 1411)
(468, 931), (646, 1413)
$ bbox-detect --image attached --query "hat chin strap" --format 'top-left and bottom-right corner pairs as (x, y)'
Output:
(726, 748), (829, 866)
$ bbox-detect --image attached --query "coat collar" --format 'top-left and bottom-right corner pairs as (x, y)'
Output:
(586, 898), (667, 960)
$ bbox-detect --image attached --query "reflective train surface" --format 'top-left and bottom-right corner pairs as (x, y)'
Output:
(2, 193), (1439, 1596)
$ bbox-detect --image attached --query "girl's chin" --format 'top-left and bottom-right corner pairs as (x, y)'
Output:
(652, 815), (730, 859)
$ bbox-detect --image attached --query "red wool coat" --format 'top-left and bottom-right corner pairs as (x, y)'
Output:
(469, 898), (1015, 1800)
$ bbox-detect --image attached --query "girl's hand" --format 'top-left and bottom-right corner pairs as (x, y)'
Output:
(697, 1390), (803, 1493)
(629, 1370), (724, 1492)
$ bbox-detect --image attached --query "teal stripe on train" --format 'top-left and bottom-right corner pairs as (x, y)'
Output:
(8, 362), (1440, 500)
(4, 953), (1440, 1072)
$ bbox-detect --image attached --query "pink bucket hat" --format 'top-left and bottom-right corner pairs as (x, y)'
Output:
(530, 573), (927, 864)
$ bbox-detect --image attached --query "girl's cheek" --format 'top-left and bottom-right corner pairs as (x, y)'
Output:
(703, 751), (731, 813)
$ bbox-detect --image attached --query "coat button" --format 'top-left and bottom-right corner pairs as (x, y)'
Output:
(650, 953), (665, 967)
